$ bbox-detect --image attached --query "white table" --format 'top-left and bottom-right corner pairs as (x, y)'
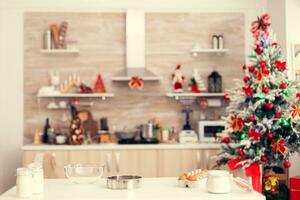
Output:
(0, 178), (265, 200)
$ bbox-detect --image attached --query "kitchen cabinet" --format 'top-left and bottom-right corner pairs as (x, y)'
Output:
(23, 150), (69, 178)
(113, 150), (158, 177)
(22, 146), (220, 178)
(157, 149), (220, 177)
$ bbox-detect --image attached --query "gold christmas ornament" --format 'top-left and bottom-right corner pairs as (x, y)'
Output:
(264, 174), (279, 193)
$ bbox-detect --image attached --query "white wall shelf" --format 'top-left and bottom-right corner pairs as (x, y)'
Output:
(191, 49), (229, 56)
(166, 92), (225, 100)
(40, 49), (79, 54)
(37, 93), (114, 100)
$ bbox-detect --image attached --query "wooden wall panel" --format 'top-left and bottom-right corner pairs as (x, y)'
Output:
(24, 12), (244, 142)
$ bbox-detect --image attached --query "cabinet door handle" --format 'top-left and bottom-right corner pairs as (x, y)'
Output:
(196, 151), (201, 169)
(115, 152), (120, 175)
(106, 153), (111, 173)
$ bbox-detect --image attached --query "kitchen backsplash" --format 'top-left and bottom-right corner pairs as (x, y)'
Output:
(24, 12), (245, 143)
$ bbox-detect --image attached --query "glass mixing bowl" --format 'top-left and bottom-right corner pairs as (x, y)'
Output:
(64, 164), (105, 184)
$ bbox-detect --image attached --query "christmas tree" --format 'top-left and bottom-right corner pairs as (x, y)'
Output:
(189, 68), (206, 93)
(217, 13), (300, 172)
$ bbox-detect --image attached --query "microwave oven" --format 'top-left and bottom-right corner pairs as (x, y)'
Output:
(198, 121), (226, 142)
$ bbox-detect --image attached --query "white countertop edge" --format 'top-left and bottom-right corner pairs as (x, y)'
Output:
(22, 143), (222, 151)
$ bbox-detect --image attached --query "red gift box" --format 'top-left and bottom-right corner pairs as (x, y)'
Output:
(290, 176), (300, 200)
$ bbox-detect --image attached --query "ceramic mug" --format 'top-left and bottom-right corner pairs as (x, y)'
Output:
(206, 170), (231, 194)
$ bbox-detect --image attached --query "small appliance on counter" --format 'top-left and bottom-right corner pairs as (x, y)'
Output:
(179, 108), (198, 143)
(198, 120), (226, 142)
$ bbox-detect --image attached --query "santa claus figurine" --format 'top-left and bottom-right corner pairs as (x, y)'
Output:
(172, 64), (185, 93)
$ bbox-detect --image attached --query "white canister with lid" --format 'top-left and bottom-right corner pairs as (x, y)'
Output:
(16, 168), (33, 198)
(206, 170), (231, 194)
(28, 163), (44, 194)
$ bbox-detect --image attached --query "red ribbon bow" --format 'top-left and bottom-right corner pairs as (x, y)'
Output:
(255, 61), (270, 81)
(291, 104), (300, 119)
(251, 13), (271, 44)
(248, 128), (262, 141)
(271, 138), (287, 155)
(275, 60), (286, 71)
(227, 159), (262, 193)
(231, 115), (243, 131)
(243, 86), (253, 97)
(128, 76), (143, 89)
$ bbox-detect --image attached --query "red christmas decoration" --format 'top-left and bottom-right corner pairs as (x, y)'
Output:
(249, 66), (255, 73)
(129, 76), (143, 89)
(251, 12), (271, 44)
(255, 61), (270, 81)
(249, 115), (256, 122)
(271, 138), (287, 155)
(266, 102), (273, 110)
(262, 87), (269, 93)
(255, 45), (262, 55)
(266, 132), (273, 139)
(80, 83), (93, 93)
(280, 83), (287, 89)
(242, 64), (246, 71)
(237, 149), (245, 156)
(291, 104), (300, 119)
(275, 113), (281, 119)
(231, 115), (243, 131)
(272, 42), (278, 48)
(243, 86), (253, 96)
(261, 155), (267, 162)
(275, 60), (286, 71)
(297, 93), (300, 101)
(221, 137), (230, 144)
(243, 76), (250, 82)
(283, 160), (291, 168)
(94, 74), (107, 93)
(224, 93), (230, 101)
(248, 128), (262, 141)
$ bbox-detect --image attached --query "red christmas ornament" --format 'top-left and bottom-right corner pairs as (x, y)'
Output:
(224, 93), (230, 101)
(249, 66), (255, 73)
(249, 115), (256, 122)
(280, 83), (287, 89)
(255, 45), (262, 55)
(237, 149), (245, 156)
(243, 86), (253, 97)
(297, 93), (300, 101)
(243, 76), (250, 82)
(266, 132), (273, 139)
(262, 87), (269, 93)
(266, 102), (273, 110)
(272, 42), (278, 48)
(283, 160), (291, 168)
(221, 137), (230, 144)
(261, 155), (267, 162)
(242, 65), (246, 71)
(275, 113), (281, 119)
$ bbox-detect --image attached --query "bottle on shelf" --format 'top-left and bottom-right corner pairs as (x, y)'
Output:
(42, 118), (50, 144)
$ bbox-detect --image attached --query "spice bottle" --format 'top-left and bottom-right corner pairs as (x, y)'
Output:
(16, 168), (33, 198)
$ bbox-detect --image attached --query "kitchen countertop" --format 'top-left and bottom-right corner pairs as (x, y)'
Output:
(22, 143), (222, 151)
(0, 178), (265, 200)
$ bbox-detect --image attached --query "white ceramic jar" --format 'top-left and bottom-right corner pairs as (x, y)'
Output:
(16, 168), (33, 198)
(206, 170), (231, 194)
(28, 163), (44, 194)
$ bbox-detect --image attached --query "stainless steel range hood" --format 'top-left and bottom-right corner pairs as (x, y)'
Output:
(111, 10), (162, 81)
